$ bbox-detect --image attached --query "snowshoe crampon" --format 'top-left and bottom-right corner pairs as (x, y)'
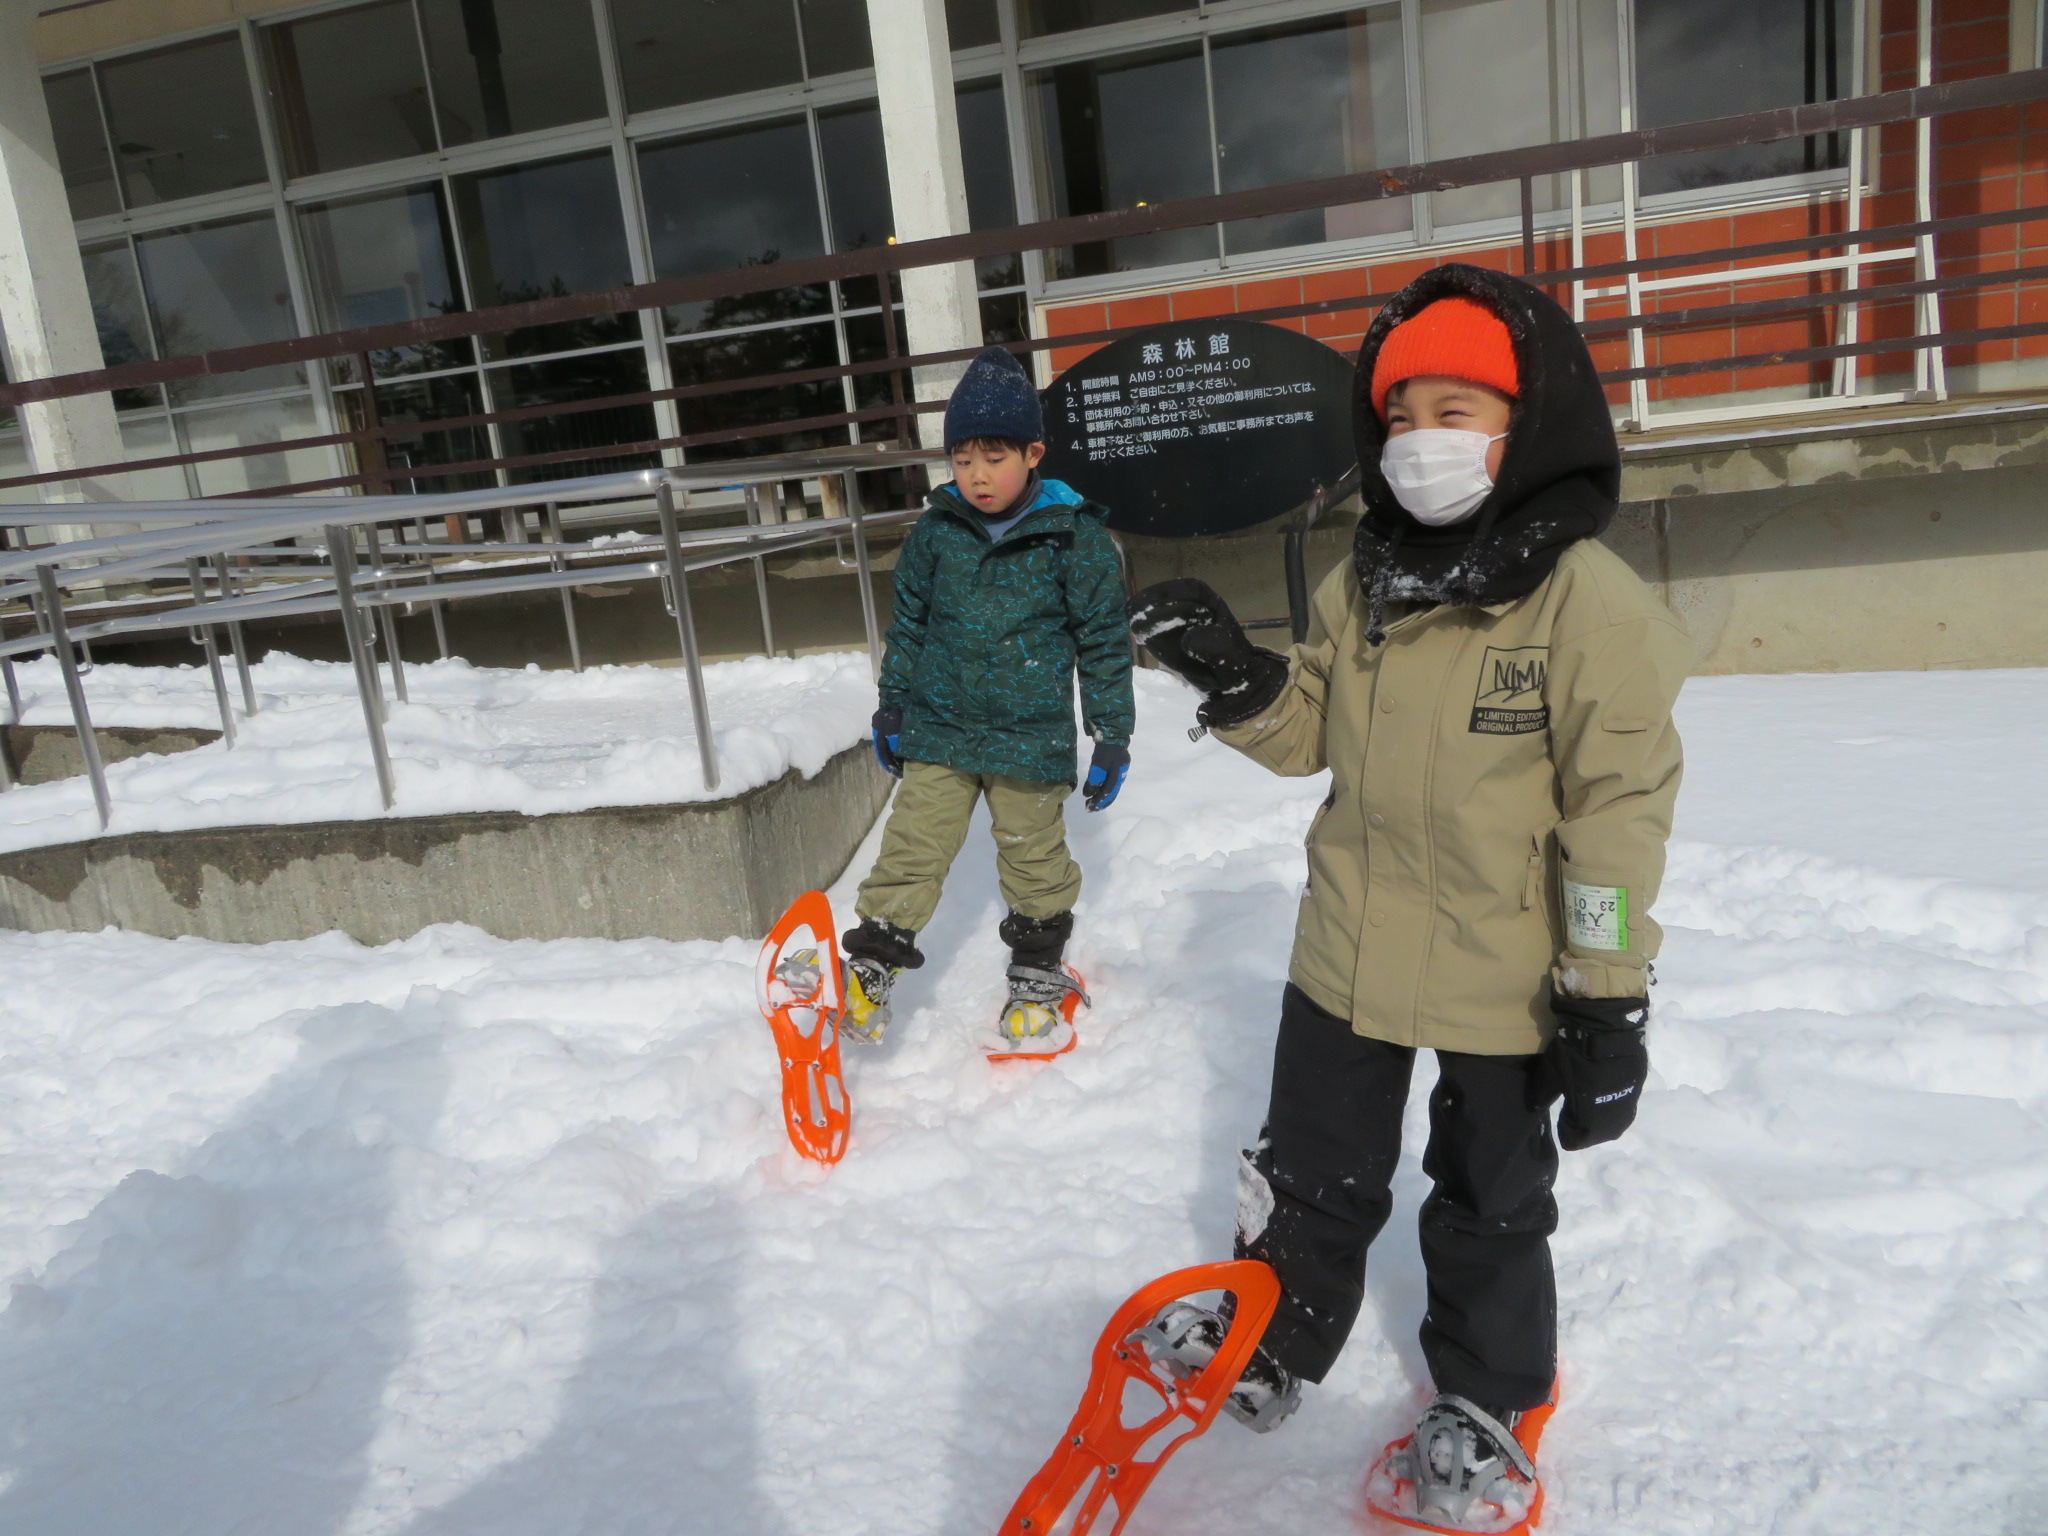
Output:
(754, 890), (850, 1164)
(999, 1259), (1280, 1536)
(1363, 1382), (1557, 1536)
(983, 965), (1089, 1064)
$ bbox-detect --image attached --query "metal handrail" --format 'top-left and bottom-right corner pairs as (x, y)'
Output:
(0, 454), (932, 828)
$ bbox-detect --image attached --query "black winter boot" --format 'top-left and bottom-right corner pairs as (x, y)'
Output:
(997, 911), (1084, 1046)
(842, 918), (923, 1044)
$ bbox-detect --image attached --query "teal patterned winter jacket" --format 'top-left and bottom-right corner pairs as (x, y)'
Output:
(879, 479), (1134, 786)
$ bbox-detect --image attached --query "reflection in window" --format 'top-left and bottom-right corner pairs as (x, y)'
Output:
(344, 373), (496, 493)
(1020, 0), (1193, 39)
(639, 118), (829, 334)
(611, 0), (803, 114)
(946, 0), (1002, 49)
(671, 320), (843, 461)
(494, 351), (659, 481)
(419, 0), (606, 145)
(98, 33), (268, 207)
(1212, 9), (1408, 256)
(800, 0), (872, 75)
(79, 242), (163, 411)
(43, 70), (120, 219)
(957, 79), (1021, 290)
(1636, 0), (1849, 195)
(1031, 45), (1213, 277)
(449, 153), (634, 358)
(180, 395), (324, 496)
(817, 103), (895, 311)
(131, 215), (300, 401)
(299, 186), (471, 379)
(264, 1), (435, 176)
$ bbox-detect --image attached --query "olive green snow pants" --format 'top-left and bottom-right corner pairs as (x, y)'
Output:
(855, 760), (1080, 934)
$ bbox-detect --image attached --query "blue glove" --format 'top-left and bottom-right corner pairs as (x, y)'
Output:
(872, 705), (904, 778)
(1083, 742), (1130, 812)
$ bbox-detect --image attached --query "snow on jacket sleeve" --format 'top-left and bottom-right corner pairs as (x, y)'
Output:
(1066, 517), (1136, 748)
(877, 515), (937, 709)
(1543, 609), (1692, 1000)
(1211, 561), (1343, 777)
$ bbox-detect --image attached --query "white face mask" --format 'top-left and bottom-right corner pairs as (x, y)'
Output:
(1379, 428), (1506, 527)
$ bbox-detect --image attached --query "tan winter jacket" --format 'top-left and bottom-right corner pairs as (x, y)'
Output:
(1216, 539), (1692, 1056)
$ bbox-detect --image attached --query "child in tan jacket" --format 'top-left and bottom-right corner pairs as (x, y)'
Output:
(1129, 264), (1691, 1531)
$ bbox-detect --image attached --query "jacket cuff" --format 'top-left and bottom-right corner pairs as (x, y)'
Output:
(1552, 959), (1649, 1000)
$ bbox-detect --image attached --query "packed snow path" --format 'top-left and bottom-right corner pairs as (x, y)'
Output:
(1, 666), (2045, 1535)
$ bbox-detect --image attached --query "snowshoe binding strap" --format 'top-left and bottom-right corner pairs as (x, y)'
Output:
(1000, 962), (1090, 1041)
(1000, 1260), (1281, 1536)
(1397, 1395), (1537, 1530)
(1131, 1302), (1300, 1433)
(842, 956), (898, 1045)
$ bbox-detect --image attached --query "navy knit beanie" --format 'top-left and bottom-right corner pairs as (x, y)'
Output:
(943, 345), (1042, 449)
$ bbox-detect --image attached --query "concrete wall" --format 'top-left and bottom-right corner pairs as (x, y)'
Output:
(0, 742), (892, 945)
(2, 723), (220, 785)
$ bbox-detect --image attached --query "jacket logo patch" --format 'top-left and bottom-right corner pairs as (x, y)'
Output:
(1470, 646), (1549, 735)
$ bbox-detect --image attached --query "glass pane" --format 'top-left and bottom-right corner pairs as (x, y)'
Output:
(817, 102), (894, 310)
(492, 350), (660, 481)
(80, 240), (164, 411)
(449, 152), (635, 358)
(298, 185), (473, 379)
(670, 320), (843, 461)
(263, 1), (436, 176)
(98, 33), (268, 207)
(117, 411), (191, 501)
(946, 0), (1002, 49)
(43, 69), (121, 219)
(611, 0), (802, 113)
(1636, 0), (1851, 195)
(178, 394), (325, 496)
(1420, 0), (1570, 227)
(347, 372), (496, 492)
(1212, 8), (1409, 257)
(1019, 0), (1192, 39)
(131, 215), (301, 402)
(1029, 46), (1214, 278)
(958, 79), (1021, 289)
(639, 117), (829, 334)
(979, 291), (1028, 345)
(801, 0), (872, 75)
(420, 0), (607, 146)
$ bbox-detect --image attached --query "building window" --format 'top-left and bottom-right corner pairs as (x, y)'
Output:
(96, 33), (268, 207)
(42, 69), (120, 220)
(1634, 0), (1852, 195)
(264, 1), (436, 178)
(417, 0), (607, 145)
(610, 0), (806, 113)
(1020, 0), (1194, 40)
(947, 0), (1003, 49)
(297, 185), (471, 377)
(130, 215), (300, 401)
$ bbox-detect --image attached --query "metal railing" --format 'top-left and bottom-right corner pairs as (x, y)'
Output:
(0, 449), (931, 823)
(4, 66), (2048, 501)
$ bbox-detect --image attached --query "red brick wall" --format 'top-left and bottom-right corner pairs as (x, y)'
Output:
(1042, 0), (2046, 409)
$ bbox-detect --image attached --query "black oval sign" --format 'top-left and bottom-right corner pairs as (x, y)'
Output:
(1040, 319), (1357, 538)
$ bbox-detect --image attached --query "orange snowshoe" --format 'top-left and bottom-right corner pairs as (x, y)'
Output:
(982, 963), (1089, 1063)
(998, 1260), (1281, 1536)
(1364, 1381), (1558, 1536)
(754, 890), (850, 1165)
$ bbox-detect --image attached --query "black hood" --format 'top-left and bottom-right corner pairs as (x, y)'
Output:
(1351, 264), (1619, 635)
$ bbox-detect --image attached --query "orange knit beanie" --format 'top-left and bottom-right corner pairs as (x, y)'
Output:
(1369, 295), (1519, 419)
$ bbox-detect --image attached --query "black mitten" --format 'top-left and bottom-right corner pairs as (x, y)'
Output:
(1129, 578), (1288, 728)
(1545, 989), (1649, 1151)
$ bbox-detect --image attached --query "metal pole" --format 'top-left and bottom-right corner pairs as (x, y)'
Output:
(211, 553), (260, 716)
(543, 502), (578, 669)
(184, 558), (237, 749)
(1519, 175), (1537, 282)
(655, 482), (720, 791)
(422, 563), (451, 659)
(0, 658), (16, 789)
(842, 469), (884, 678)
(326, 523), (397, 810)
(745, 484), (776, 656)
(37, 564), (111, 830)
(365, 522), (409, 704)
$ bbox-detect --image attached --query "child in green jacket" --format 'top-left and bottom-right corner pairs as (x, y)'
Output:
(841, 347), (1134, 1052)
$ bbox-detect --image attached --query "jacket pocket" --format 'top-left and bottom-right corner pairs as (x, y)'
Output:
(1522, 836), (1545, 911)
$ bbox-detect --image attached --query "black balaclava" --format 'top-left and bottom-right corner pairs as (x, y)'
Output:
(1351, 263), (1620, 642)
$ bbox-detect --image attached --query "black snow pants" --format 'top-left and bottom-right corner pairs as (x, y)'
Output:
(1235, 984), (1559, 1414)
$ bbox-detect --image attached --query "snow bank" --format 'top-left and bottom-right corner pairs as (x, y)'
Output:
(0, 666), (2043, 1534)
(0, 651), (875, 853)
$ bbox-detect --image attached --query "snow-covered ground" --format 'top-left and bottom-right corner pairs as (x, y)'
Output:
(0, 664), (2043, 1535)
(0, 652), (873, 853)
